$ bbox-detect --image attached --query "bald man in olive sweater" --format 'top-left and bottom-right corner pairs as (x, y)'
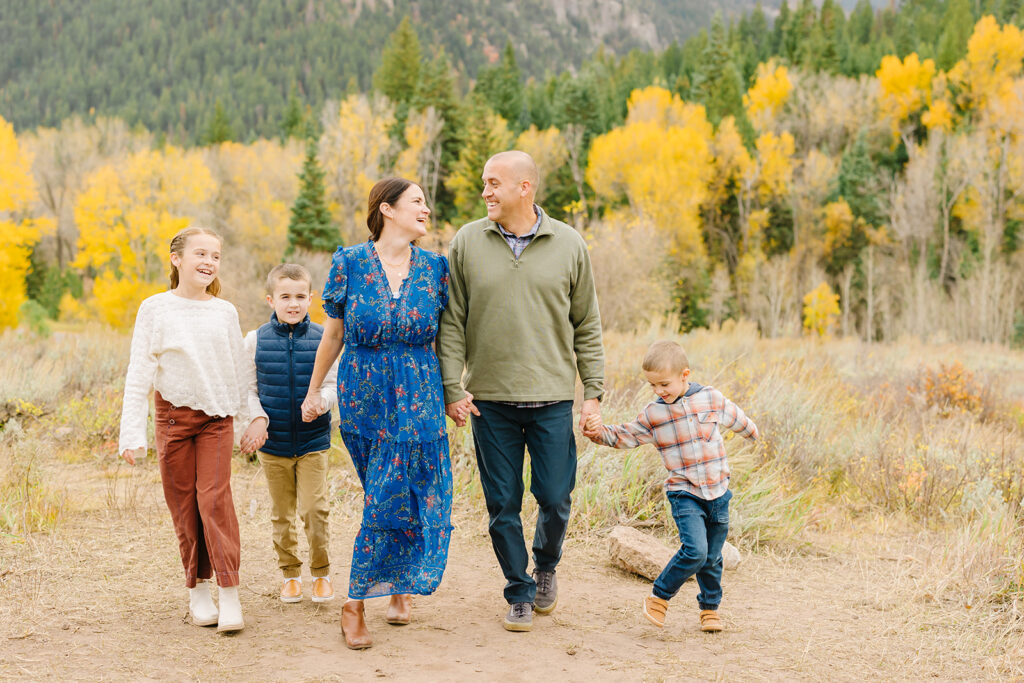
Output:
(437, 151), (604, 632)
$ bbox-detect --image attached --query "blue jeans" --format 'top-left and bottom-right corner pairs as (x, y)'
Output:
(652, 489), (731, 609)
(470, 400), (576, 604)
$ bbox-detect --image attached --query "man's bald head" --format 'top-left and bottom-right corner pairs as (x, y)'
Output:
(485, 150), (539, 190)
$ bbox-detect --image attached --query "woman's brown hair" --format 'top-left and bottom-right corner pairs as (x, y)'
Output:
(366, 177), (419, 241)
(169, 226), (223, 297)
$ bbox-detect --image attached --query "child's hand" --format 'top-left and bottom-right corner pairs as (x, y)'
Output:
(582, 413), (603, 441)
(240, 418), (268, 454)
(301, 393), (324, 422)
(121, 447), (145, 466)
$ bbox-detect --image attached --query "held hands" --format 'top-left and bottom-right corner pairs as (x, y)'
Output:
(240, 417), (268, 454)
(120, 447), (145, 466)
(445, 392), (480, 428)
(301, 393), (325, 423)
(579, 398), (603, 442)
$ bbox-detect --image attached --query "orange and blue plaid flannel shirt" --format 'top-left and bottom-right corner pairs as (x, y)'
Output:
(598, 384), (759, 500)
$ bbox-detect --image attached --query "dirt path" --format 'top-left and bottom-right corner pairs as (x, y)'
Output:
(0, 460), (1017, 681)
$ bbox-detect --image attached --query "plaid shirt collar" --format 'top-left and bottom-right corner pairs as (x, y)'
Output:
(496, 205), (542, 258)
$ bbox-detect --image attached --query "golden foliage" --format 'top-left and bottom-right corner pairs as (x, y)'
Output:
(320, 94), (396, 241)
(587, 86), (713, 263)
(0, 116), (47, 329)
(72, 146), (214, 327)
(876, 53), (936, 137)
(822, 198), (856, 256)
(744, 61), (793, 132)
(949, 16), (1024, 115)
(754, 131), (796, 202)
(802, 281), (840, 337)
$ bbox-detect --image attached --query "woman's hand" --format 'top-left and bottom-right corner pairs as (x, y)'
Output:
(301, 393), (325, 422)
(444, 392), (480, 428)
(121, 447), (145, 465)
(240, 417), (269, 453)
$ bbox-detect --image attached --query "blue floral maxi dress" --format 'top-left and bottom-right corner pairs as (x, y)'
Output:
(322, 242), (453, 599)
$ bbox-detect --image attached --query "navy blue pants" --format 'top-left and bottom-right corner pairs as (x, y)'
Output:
(653, 489), (731, 610)
(470, 400), (576, 604)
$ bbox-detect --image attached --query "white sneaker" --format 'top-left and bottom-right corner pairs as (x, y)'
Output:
(217, 585), (244, 632)
(189, 581), (218, 627)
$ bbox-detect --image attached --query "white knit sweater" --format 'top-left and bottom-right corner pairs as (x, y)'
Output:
(119, 291), (266, 453)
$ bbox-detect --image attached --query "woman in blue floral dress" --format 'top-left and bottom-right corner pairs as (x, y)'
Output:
(302, 178), (452, 650)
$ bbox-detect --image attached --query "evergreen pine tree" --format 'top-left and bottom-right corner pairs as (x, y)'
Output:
(937, 0), (973, 70)
(693, 15), (752, 137)
(280, 88), (305, 140)
(474, 43), (525, 130)
(287, 137), (338, 254)
(412, 48), (463, 223)
(205, 100), (234, 144)
(374, 16), (422, 108)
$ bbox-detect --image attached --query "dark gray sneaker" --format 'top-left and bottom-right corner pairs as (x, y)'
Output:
(503, 602), (533, 632)
(533, 569), (558, 615)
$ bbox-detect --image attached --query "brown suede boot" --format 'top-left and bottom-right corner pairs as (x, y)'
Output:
(642, 595), (669, 628)
(700, 609), (723, 632)
(341, 600), (373, 649)
(385, 594), (412, 625)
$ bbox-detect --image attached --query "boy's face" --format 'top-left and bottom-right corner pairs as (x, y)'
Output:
(267, 277), (312, 324)
(643, 367), (691, 404)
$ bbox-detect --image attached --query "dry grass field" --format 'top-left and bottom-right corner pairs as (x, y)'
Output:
(2, 322), (1023, 680)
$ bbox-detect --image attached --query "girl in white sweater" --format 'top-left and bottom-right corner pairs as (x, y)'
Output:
(119, 226), (265, 633)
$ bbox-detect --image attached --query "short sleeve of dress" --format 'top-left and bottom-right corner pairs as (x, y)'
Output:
(322, 247), (347, 319)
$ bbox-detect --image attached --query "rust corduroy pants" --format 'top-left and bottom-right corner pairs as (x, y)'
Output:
(154, 391), (240, 588)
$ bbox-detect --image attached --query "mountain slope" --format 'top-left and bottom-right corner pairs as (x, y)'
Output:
(0, 0), (758, 140)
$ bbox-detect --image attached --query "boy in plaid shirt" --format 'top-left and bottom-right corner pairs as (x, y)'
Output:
(583, 341), (759, 632)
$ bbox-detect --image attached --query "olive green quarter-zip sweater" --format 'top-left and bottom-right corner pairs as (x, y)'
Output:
(437, 208), (605, 404)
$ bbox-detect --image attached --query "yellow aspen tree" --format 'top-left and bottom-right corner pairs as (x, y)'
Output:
(72, 146), (214, 327)
(948, 16), (1024, 116)
(875, 53), (936, 139)
(587, 86), (714, 264)
(743, 61), (793, 133)
(207, 140), (300, 271)
(0, 117), (52, 329)
(319, 94), (397, 244)
(802, 281), (840, 337)
(754, 131), (796, 203)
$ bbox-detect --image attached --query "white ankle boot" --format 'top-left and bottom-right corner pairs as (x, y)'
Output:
(217, 585), (244, 632)
(189, 581), (219, 626)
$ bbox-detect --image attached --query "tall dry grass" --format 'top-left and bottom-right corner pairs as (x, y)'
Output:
(2, 319), (1023, 638)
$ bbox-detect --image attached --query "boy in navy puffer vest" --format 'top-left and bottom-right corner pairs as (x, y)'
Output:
(240, 264), (339, 604)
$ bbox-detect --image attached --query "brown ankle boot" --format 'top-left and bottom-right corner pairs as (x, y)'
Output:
(385, 594), (412, 625)
(341, 600), (372, 649)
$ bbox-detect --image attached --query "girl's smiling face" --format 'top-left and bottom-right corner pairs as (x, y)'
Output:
(170, 233), (221, 294)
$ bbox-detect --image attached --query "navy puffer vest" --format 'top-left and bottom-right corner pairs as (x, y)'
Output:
(255, 313), (331, 457)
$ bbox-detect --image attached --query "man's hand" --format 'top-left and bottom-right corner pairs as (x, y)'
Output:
(240, 417), (268, 454)
(578, 398), (600, 435)
(301, 393), (324, 423)
(121, 447), (145, 466)
(445, 392), (480, 428)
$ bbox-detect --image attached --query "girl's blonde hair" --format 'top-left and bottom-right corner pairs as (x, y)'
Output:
(169, 226), (223, 297)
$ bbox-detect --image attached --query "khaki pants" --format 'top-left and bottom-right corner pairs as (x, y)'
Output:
(259, 450), (331, 579)
(154, 391), (240, 588)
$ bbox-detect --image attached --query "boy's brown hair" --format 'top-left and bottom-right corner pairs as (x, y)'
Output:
(266, 263), (313, 295)
(641, 341), (689, 374)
